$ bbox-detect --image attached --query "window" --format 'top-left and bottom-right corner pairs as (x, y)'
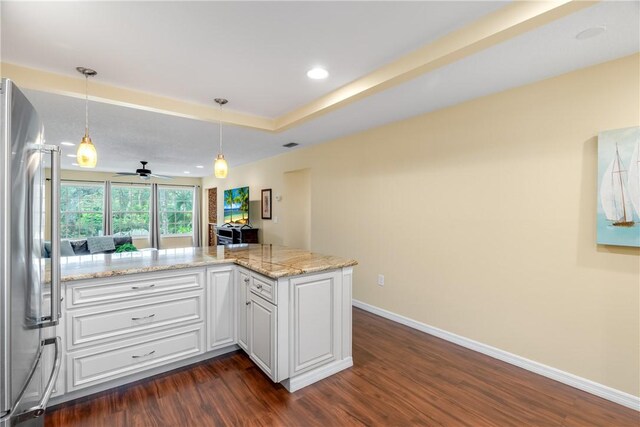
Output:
(60, 182), (104, 239)
(57, 182), (196, 241)
(159, 187), (194, 236)
(111, 185), (150, 236)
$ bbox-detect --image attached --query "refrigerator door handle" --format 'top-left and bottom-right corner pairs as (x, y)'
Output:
(10, 337), (61, 424)
(39, 144), (61, 327)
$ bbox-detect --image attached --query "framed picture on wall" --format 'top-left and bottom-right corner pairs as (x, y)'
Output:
(261, 189), (272, 220)
(597, 126), (640, 247)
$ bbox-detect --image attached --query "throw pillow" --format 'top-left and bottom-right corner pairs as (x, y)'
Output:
(70, 240), (89, 255)
(60, 239), (75, 256)
(86, 236), (116, 254)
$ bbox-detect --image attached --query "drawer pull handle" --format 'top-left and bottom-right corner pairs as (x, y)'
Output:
(131, 284), (155, 290)
(246, 301), (251, 306)
(131, 313), (156, 321)
(244, 278), (249, 283)
(131, 350), (156, 359)
(256, 284), (263, 290)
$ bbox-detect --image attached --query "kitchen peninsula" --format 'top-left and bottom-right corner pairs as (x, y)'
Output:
(46, 245), (356, 404)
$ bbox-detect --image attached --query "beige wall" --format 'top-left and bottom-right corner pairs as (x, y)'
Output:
(283, 169), (311, 250)
(46, 169), (201, 249)
(203, 54), (640, 396)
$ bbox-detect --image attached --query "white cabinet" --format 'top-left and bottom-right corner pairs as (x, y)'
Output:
(50, 263), (354, 401)
(236, 268), (250, 352)
(289, 271), (341, 376)
(238, 268), (351, 387)
(239, 269), (284, 382)
(62, 269), (207, 395)
(248, 292), (277, 381)
(206, 266), (235, 351)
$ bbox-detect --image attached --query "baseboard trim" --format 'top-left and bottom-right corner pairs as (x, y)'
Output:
(282, 358), (353, 393)
(352, 299), (640, 411)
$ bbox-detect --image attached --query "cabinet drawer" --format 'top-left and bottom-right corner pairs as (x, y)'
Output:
(67, 325), (203, 391)
(250, 274), (276, 305)
(67, 270), (205, 308)
(66, 291), (204, 349)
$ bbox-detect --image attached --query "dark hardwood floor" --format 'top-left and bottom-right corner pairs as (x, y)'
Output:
(46, 308), (639, 426)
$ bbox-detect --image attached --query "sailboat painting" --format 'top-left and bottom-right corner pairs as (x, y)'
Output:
(597, 126), (640, 247)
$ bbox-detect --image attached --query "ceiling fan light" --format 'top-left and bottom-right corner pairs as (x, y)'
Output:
(214, 154), (228, 178)
(77, 135), (97, 168)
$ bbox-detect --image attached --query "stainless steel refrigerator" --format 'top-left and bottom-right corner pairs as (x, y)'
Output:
(0, 79), (62, 427)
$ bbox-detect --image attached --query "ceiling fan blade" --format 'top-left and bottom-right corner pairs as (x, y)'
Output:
(150, 174), (173, 180)
(114, 172), (139, 176)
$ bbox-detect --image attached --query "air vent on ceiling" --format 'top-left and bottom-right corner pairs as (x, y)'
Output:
(283, 142), (299, 148)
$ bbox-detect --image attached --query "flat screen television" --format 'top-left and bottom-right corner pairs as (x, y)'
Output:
(223, 186), (250, 224)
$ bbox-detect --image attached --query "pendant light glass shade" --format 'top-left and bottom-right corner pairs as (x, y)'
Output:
(77, 134), (97, 168)
(214, 154), (228, 178)
(213, 98), (228, 178)
(76, 67), (97, 168)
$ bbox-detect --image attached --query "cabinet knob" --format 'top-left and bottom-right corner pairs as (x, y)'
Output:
(246, 301), (251, 306)
(256, 284), (263, 290)
(244, 278), (250, 283)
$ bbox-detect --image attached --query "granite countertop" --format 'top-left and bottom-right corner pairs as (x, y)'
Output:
(53, 244), (357, 282)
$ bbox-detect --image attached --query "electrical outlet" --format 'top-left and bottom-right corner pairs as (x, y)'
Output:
(273, 216), (279, 224)
(377, 274), (384, 286)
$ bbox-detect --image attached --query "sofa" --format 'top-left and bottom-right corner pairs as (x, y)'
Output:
(44, 236), (133, 258)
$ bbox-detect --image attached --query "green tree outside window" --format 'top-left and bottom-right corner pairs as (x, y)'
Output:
(60, 183), (104, 238)
(159, 188), (193, 235)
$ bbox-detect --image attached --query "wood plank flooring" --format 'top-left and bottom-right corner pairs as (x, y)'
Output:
(46, 308), (639, 426)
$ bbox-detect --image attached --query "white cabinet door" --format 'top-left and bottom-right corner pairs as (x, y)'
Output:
(237, 268), (250, 352)
(290, 270), (341, 376)
(249, 293), (276, 381)
(207, 267), (235, 351)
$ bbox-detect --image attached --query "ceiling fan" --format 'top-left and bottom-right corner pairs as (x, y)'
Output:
(114, 161), (172, 180)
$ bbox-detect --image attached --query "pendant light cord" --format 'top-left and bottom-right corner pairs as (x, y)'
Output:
(219, 103), (223, 155)
(85, 75), (89, 137)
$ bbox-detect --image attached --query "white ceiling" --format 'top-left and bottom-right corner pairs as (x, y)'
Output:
(4, 1), (640, 177)
(2, 1), (505, 117)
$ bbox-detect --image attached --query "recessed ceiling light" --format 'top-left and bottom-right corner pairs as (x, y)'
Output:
(307, 67), (329, 80)
(196, 165), (204, 169)
(184, 171), (190, 174)
(60, 141), (75, 146)
(71, 163), (79, 166)
(576, 26), (606, 40)
(66, 154), (77, 158)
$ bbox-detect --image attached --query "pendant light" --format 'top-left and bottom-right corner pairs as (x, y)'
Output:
(213, 98), (229, 178)
(76, 67), (98, 168)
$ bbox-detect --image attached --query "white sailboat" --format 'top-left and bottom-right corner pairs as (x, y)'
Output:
(627, 140), (640, 219)
(600, 143), (634, 226)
